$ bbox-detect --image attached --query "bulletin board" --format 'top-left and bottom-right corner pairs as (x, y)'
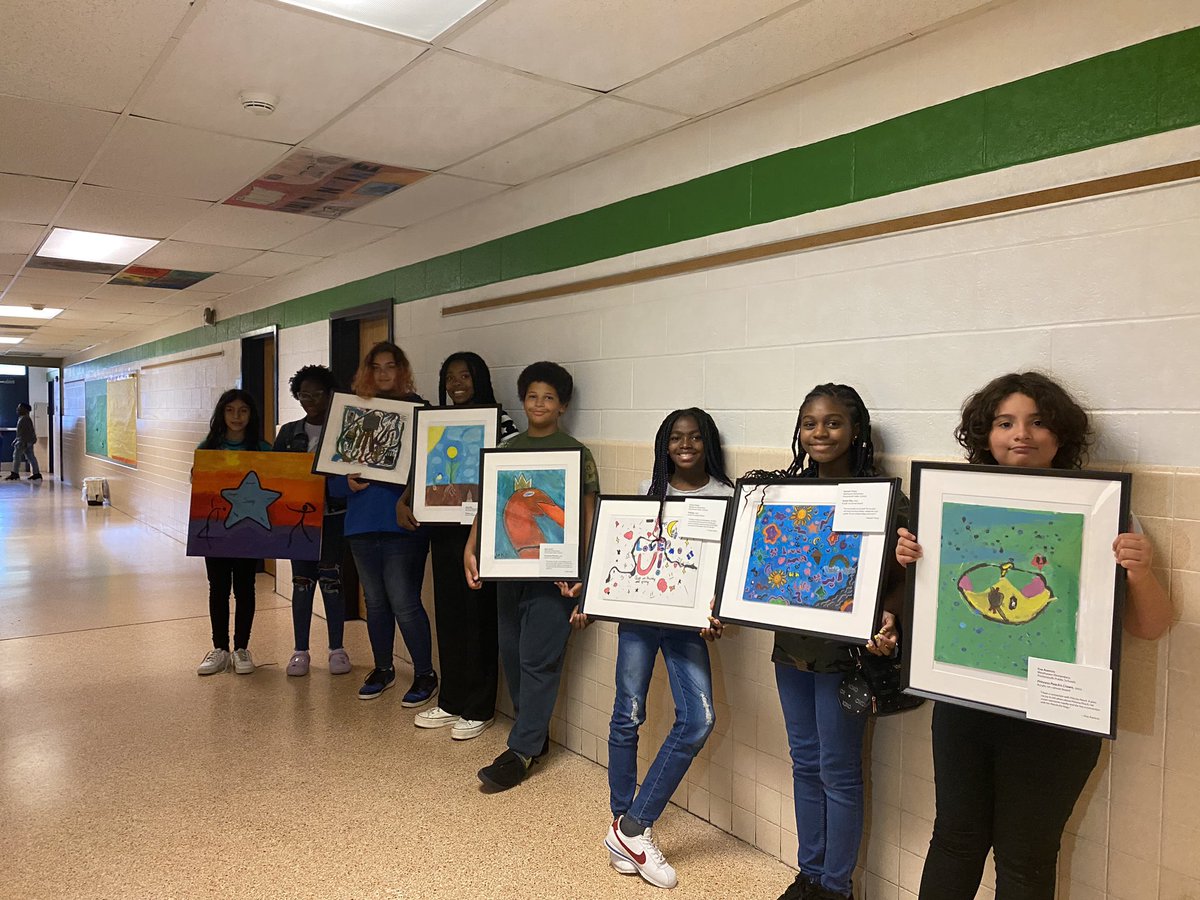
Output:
(85, 375), (138, 467)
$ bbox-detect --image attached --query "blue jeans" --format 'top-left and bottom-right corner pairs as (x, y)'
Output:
(290, 559), (345, 651)
(776, 663), (867, 896)
(350, 533), (432, 675)
(12, 439), (39, 476)
(609, 624), (715, 825)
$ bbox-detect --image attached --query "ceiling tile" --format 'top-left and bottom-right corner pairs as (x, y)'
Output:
(87, 284), (186, 303)
(0, 0), (192, 111)
(272, 220), (395, 257)
(157, 291), (225, 306)
(226, 251), (323, 277)
(188, 273), (266, 294)
(310, 51), (595, 170)
(4, 278), (94, 303)
(134, 0), (428, 143)
(55, 308), (122, 323)
(87, 117), (290, 202)
(0, 223), (45, 256)
(169, 204), (325, 250)
(448, 0), (796, 91)
(0, 255), (27, 276)
(58, 186), (213, 239)
(0, 96), (118, 181)
(449, 98), (686, 185)
(134, 241), (261, 271)
(68, 296), (163, 315)
(617, 0), (999, 115)
(342, 174), (505, 228)
(0, 175), (74, 226)
(17, 269), (111, 287)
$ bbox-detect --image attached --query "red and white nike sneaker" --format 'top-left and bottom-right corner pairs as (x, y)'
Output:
(604, 817), (678, 889)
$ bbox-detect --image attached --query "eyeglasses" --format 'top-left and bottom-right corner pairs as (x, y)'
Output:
(297, 390), (327, 401)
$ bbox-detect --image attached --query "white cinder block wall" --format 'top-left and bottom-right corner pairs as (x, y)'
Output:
(62, 0), (1200, 897)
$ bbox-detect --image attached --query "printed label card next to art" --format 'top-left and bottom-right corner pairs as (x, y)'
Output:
(714, 477), (900, 643)
(581, 496), (731, 630)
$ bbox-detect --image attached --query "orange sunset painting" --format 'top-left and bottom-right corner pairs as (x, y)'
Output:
(187, 451), (325, 560)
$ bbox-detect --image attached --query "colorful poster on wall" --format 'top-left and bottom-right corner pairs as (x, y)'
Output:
(932, 501), (1084, 677)
(224, 149), (429, 220)
(84, 379), (107, 457)
(411, 405), (501, 523)
(106, 376), (137, 466)
(187, 451), (324, 560)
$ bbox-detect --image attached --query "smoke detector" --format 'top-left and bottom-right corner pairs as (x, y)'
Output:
(239, 91), (278, 116)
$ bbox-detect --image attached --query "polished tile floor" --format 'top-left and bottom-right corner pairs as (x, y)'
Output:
(1, 481), (792, 899)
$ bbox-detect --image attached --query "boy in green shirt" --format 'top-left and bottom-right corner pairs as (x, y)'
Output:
(464, 361), (599, 791)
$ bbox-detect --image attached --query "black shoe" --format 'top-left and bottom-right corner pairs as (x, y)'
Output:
(778, 872), (815, 900)
(4, 473), (18, 481)
(478, 749), (532, 792)
(811, 885), (853, 900)
(401, 672), (438, 708)
(536, 734), (550, 758)
(28, 474), (41, 481)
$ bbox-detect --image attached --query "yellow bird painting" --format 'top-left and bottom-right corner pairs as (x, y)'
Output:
(955, 559), (1056, 625)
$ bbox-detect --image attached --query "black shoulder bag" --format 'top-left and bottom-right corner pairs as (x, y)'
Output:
(837, 646), (925, 717)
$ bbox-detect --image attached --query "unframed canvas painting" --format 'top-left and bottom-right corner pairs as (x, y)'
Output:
(742, 503), (863, 611)
(493, 468), (567, 559)
(933, 501), (1084, 676)
(187, 451), (325, 560)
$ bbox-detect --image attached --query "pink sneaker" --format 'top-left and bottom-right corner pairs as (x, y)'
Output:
(286, 650), (310, 676)
(328, 648), (351, 675)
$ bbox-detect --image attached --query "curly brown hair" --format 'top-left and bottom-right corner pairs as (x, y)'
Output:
(955, 372), (1091, 470)
(351, 341), (414, 399)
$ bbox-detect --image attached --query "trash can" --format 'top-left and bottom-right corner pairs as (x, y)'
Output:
(82, 477), (109, 506)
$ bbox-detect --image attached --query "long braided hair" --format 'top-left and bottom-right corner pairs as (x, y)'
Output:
(645, 408), (733, 498)
(745, 384), (877, 481)
(436, 351), (499, 406)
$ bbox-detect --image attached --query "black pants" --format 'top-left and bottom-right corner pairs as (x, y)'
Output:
(919, 702), (1102, 900)
(430, 526), (498, 721)
(205, 557), (258, 651)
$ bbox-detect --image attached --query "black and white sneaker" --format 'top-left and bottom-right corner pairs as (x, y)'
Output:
(357, 667), (396, 700)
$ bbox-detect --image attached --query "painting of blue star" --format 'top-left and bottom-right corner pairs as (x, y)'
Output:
(187, 451), (325, 560)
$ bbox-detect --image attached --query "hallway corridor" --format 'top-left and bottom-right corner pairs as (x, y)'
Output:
(0, 482), (791, 899)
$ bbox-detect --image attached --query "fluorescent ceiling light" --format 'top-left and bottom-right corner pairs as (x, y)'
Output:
(37, 228), (159, 266)
(0, 305), (63, 320)
(276, 0), (488, 40)
(0, 337), (24, 345)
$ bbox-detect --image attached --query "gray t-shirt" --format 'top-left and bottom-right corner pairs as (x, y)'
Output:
(637, 477), (734, 498)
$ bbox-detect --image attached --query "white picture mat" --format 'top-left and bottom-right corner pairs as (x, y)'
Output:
(582, 497), (726, 630)
(313, 392), (419, 483)
(479, 448), (583, 579)
(907, 467), (1122, 718)
(717, 482), (887, 642)
(411, 406), (499, 523)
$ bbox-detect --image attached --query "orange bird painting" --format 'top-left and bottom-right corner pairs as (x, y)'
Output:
(496, 470), (567, 559)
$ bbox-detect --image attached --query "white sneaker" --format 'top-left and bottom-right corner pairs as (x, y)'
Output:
(451, 717), (495, 740)
(604, 818), (677, 889)
(197, 648), (230, 676)
(231, 648), (255, 674)
(414, 706), (459, 729)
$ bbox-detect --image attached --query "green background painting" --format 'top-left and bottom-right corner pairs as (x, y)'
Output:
(84, 379), (107, 457)
(934, 502), (1084, 676)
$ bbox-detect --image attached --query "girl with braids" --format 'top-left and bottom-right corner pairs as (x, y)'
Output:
(597, 408), (733, 890)
(896, 373), (1169, 900)
(397, 352), (518, 740)
(765, 384), (906, 900)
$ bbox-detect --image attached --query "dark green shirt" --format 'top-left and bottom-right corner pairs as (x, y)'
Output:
(772, 490), (909, 673)
(501, 429), (600, 495)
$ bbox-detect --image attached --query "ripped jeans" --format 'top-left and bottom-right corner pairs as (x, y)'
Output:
(608, 624), (715, 825)
(290, 558), (345, 652)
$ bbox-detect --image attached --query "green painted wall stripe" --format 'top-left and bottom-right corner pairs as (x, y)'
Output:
(67, 26), (1200, 381)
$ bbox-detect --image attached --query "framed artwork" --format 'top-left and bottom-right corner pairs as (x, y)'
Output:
(580, 495), (731, 630)
(714, 477), (901, 643)
(902, 462), (1130, 738)
(187, 451), (325, 560)
(477, 447), (584, 581)
(411, 405), (502, 523)
(312, 391), (419, 485)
